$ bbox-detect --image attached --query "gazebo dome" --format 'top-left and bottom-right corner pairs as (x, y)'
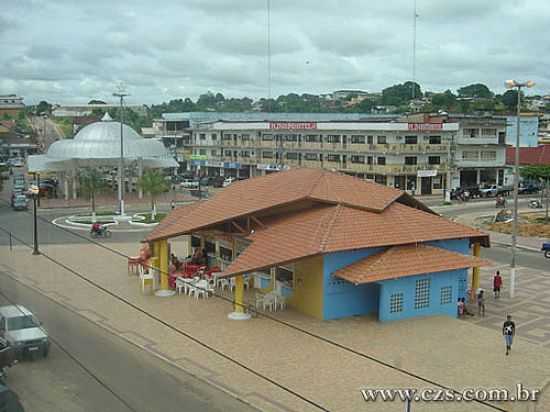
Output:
(28, 116), (177, 171)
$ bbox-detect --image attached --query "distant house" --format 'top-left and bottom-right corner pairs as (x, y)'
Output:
(0, 95), (25, 117)
(332, 90), (368, 100)
(504, 145), (550, 185)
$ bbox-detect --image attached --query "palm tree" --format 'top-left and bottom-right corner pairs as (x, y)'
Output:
(79, 168), (107, 222)
(138, 169), (168, 220)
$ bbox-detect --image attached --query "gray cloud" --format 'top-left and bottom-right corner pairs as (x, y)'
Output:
(1, 0), (548, 105)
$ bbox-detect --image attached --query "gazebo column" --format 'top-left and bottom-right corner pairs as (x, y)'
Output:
(138, 158), (144, 199)
(155, 239), (175, 297)
(63, 173), (69, 201)
(228, 274), (251, 320)
(72, 172), (78, 200)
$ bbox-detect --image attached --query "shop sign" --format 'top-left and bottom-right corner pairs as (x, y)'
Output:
(190, 154), (208, 160)
(269, 122), (317, 130)
(191, 160), (206, 166)
(257, 163), (285, 171)
(417, 169), (438, 177)
(224, 162), (241, 169)
(206, 160), (223, 168)
(408, 123), (443, 132)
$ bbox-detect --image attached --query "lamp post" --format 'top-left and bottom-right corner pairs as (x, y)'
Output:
(504, 79), (535, 298)
(113, 88), (129, 216)
(29, 184), (40, 255)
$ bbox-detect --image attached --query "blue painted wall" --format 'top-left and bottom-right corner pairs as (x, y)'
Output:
(323, 248), (384, 320)
(506, 116), (539, 147)
(378, 269), (465, 322)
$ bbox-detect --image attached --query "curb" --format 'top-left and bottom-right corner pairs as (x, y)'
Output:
(491, 241), (541, 253)
(0, 267), (262, 412)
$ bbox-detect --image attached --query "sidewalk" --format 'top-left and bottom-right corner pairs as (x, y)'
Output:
(1, 240), (549, 411)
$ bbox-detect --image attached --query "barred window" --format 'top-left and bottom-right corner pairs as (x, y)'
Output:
(286, 152), (298, 160)
(390, 293), (404, 313)
(462, 151), (479, 160)
(326, 154), (340, 162)
(481, 128), (496, 136)
(480, 151), (496, 161)
(351, 155), (365, 164)
(262, 151), (274, 159)
(414, 278), (431, 309)
(262, 134), (273, 141)
(351, 135), (366, 144)
(440, 286), (452, 305)
(326, 135), (341, 143)
(305, 135), (320, 143)
(304, 153), (319, 161)
(377, 136), (387, 144)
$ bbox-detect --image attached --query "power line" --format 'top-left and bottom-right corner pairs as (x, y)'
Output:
(0, 287), (137, 412)
(0, 219), (507, 411)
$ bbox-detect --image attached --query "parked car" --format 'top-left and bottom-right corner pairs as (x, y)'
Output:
(180, 179), (199, 189)
(222, 177), (235, 187)
(519, 184), (540, 195)
(0, 305), (49, 360)
(0, 383), (24, 412)
(11, 195), (28, 211)
(479, 185), (498, 197)
(7, 159), (23, 168)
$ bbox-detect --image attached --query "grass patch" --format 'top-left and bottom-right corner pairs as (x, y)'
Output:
(134, 212), (166, 224)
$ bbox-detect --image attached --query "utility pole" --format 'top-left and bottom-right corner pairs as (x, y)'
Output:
(113, 86), (129, 216)
(411, 0), (418, 100)
(445, 134), (456, 203)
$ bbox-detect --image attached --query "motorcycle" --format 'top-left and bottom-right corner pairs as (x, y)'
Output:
(90, 226), (111, 238)
(529, 199), (543, 209)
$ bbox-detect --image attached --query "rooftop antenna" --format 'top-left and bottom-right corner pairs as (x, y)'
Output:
(266, 0), (272, 113)
(412, 0), (418, 100)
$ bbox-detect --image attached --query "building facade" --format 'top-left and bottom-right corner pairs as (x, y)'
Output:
(156, 112), (509, 193)
(0, 95), (24, 117)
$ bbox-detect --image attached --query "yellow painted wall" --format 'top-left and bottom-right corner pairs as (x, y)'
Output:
(287, 255), (324, 319)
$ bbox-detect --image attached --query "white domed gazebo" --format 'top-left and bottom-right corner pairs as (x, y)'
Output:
(28, 113), (177, 200)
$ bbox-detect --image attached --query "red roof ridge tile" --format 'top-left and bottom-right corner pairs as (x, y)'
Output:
(319, 205), (343, 252)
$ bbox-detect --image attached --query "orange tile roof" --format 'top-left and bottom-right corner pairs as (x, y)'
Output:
(333, 244), (491, 284)
(220, 203), (489, 277)
(145, 168), (403, 241)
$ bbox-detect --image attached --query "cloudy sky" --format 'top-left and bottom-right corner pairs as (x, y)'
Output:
(1, 0), (547, 105)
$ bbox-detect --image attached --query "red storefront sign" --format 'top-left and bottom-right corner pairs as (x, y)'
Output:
(269, 122), (317, 130)
(407, 123), (443, 132)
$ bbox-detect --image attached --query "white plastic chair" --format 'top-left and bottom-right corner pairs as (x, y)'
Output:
(139, 265), (155, 294)
(217, 278), (229, 291)
(276, 294), (287, 311)
(175, 277), (185, 295)
(194, 280), (208, 299)
(262, 293), (276, 312)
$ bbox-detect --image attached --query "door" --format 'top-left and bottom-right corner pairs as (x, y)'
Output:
(421, 176), (432, 195)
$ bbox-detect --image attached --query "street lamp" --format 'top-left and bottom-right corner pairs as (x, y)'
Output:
(113, 87), (129, 216)
(504, 79), (535, 298)
(29, 184), (40, 255)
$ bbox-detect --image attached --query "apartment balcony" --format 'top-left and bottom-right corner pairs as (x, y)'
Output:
(456, 136), (500, 146)
(302, 142), (324, 150)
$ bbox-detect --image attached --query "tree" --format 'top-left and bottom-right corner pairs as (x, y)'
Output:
(138, 169), (168, 219)
(521, 165), (550, 222)
(36, 100), (52, 115)
(431, 89), (456, 110)
(88, 99), (107, 105)
(79, 168), (107, 222)
(382, 82), (422, 106)
(457, 83), (493, 99)
(501, 90), (522, 112)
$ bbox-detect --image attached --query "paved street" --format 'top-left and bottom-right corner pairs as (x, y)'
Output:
(0, 271), (255, 412)
(28, 115), (65, 150)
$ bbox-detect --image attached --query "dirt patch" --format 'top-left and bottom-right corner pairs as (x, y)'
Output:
(488, 213), (550, 237)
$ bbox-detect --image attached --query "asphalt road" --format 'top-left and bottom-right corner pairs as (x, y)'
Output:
(0, 273), (256, 412)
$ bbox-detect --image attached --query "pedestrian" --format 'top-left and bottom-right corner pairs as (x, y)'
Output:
(170, 200), (175, 210)
(461, 297), (474, 316)
(502, 315), (516, 356)
(477, 289), (485, 316)
(457, 298), (464, 317)
(493, 271), (503, 299)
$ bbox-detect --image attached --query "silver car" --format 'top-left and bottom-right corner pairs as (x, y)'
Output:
(0, 305), (49, 359)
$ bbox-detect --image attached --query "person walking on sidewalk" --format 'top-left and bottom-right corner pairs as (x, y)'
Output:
(477, 289), (486, 316)
(503, 315), (516, 356)
(493, 271), (503, 299)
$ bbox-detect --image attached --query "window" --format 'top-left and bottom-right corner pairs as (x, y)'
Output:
(222, 133), (232, 141)
(429, 135), (441, 145)
(305, 134), (320, 143)
(210, 150), (217, 156)
(326, 154), (340, 162)
(367, 136), (374, 144)
(481, 128), (496, 136)
(199, 149), (206, 156)
(462, 151), (479, 161)
(367, 156), (373, 165)
(211, 133), (217, 140)
(191, 235), (201, 247)
(414, 278), (431, 309)
(440, 286), (452, 305)
(199, 133), (206, 140)
(304, 153), (318, 161)
(480, 151), (496, 161)
(377, 156), (386, 165)
(241, 151), (250, 158)
(463, 128), (479, 138)
(377, 136), (387, 144)
(405, 156), (417, 165)
(224, 150), (232, 157)
(433, 175), (443, 189)
(284, 134), (298, 142)
(326, 135), (341, 143)
(286, 152), (298, 160)
(389, 293), (404, 313)
(428, 156), (440, 165)
(205, 241), (216, 255)
(241, 134), (250, 141)
(351, 155), (365, 164)
(219, 246), (233, 262)
(262, 134), (273, 141)
(351, 135), (366, 144)
(262, 151), (274, 159)
(405, 135), (418, 144)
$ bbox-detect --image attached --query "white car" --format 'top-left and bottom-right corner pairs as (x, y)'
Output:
(180, 179), (199, 189)
(0, 305), (49, 359)
(7, 158), (24, 168)
(222, 177), (235, 187)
